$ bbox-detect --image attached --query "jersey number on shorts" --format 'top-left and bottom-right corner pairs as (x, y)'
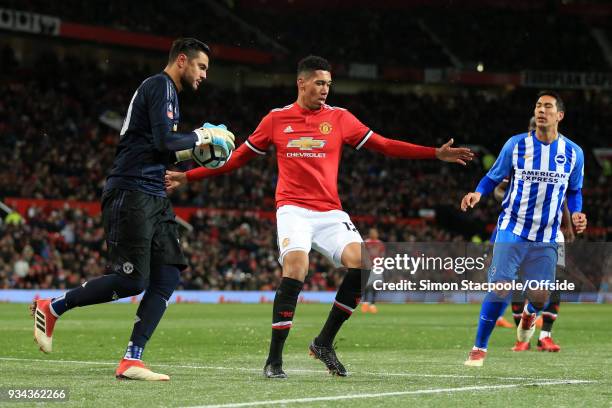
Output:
(342, 222), (357, 232)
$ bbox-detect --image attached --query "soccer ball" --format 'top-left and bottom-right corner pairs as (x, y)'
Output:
(191, 142), (232, 169)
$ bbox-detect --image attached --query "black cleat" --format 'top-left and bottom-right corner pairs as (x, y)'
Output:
(308, 340), (347, 377)
(263, 363), (287, 379)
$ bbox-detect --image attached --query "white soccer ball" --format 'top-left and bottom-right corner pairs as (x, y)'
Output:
(191, 143), (232, 169)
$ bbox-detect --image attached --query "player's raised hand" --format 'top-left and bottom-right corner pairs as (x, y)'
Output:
(461, 192), (481, 211)
(571, 212), (587, 234)
(165, 170), (187, 193)
(436, 138), (474, 165)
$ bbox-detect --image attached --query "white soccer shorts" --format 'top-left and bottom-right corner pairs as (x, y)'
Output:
(276, 205), (363, 268)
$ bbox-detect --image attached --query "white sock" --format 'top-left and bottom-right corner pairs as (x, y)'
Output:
(539, 330), (551, 340)
(472, 346), (487, 352)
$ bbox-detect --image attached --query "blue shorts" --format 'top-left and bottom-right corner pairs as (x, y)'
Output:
(488, 229), (558, 285)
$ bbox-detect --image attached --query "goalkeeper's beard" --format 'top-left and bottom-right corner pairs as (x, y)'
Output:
(180, 76), (199, 93)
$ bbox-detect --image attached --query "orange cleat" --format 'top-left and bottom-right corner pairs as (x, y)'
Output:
(464, 348), (487, 367)
(361, 303), (370, 313)
(496, 317), (514, 328)
(511, 341), (530, 352)
(537, 337), (561, 352)
(30, 299), (58, 353)
(115, 358), (170, 381)
(369, 304), (378, 314)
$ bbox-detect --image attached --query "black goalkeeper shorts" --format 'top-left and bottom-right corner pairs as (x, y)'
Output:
(102, 189), (187, 280)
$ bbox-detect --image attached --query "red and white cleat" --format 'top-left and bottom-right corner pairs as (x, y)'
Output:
(464, 348), (486, 367)
(537, 337), (561, 352)
(511, 341), (530, 352)
(517, 311), (537, 343)
(30, 299), (57, 353)
(115, 359), (170, 381)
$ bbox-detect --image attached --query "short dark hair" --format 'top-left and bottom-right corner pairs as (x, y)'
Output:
(168, 38), (210, 64)
(537, 90), (565, 112)
(297, 55), (331, 77)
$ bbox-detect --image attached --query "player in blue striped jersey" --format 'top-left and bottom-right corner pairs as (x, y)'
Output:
(461, 91), (587, 366)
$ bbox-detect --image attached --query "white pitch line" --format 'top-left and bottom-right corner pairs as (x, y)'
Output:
(0, 357), (591, 382)
(183, 380), (594, 408)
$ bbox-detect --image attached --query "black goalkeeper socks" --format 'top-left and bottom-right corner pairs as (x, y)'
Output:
(266, 277), (303, 365)
(130, 265), (180, 347)
(315, 268), (363, 347)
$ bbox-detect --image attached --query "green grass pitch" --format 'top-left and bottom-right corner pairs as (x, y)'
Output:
(0, 303), (610, 407)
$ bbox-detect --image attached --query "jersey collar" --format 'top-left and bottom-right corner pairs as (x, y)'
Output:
(294, 102), (323, 115)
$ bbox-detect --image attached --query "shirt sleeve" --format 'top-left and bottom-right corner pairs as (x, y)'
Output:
(186, 143), (257, 181)
(569, 146), (585, 190)
(145, 77), (196, 151)
(340, 110), (372, 150)
(486, 137), (516, 183)
(566, 188), (583, 213)
(245, 114), (273, 155)
(363, 133), (436, 159)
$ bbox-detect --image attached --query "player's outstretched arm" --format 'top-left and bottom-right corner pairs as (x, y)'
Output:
(165, 143), (257, 193)
(435, 138), (474, 165)
(363, 134), (473, 165)
(165, 170), (187, 193)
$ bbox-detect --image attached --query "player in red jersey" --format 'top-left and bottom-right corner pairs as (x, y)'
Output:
(166, 56), (473, 378)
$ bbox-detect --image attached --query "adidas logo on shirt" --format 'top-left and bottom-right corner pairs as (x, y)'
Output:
(283, 126), (294, 133)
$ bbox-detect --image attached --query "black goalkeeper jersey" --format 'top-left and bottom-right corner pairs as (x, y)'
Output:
(105, 72), (191, 196)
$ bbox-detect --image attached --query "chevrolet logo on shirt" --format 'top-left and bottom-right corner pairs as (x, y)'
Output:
(287, 137), (326, 151)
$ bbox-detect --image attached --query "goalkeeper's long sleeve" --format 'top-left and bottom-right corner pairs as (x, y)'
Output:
(152, 125), (198, 151)
(363, 133), (437, 159)
(186, 143), (257, 182)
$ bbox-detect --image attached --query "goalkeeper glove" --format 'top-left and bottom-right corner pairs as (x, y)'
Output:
(175, 123), (235, 162)
(194, 124), (235, 150)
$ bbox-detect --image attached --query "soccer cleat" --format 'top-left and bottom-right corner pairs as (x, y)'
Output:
(368, 304), (378, 314)
(464, 349), (486, 367)
(30, 299), (58, 353)
(263, 363), (287, 379)
(361, 302), (370, 313)
(496, 317), (514, 328)
(537, 337), (561, 352)
(511, 341), (530, 352)
(308, 340), (347, 376)
(115, 358), (169, 381)
(517, 311), (537, 343)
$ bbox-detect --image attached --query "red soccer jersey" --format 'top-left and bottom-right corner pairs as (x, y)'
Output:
(245, 103), (372, 211)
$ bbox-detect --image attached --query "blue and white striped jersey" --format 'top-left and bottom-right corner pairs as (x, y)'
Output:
(486, 131), (584, 243)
